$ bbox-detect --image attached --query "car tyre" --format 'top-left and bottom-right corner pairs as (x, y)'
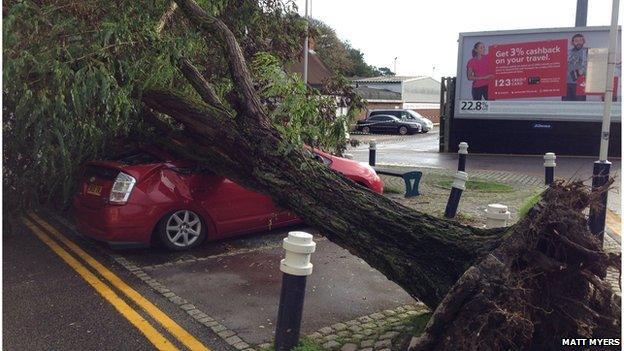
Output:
(362, 126), (371, 134)
(398, 126), (408, 135)
(156, 210), (206, 251)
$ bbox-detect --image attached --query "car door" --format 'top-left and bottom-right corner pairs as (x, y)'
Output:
(367, 116), (384, 133)
(381, 116), (398, 132)
(190, 169), (277, 239)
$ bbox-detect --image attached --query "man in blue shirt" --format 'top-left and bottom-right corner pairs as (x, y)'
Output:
(563, 33), (588, 101)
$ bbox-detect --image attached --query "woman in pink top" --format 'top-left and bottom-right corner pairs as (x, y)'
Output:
(466, 42), (493, 100)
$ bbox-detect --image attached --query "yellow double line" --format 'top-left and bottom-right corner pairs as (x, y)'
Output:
(23, 213), (210, 351)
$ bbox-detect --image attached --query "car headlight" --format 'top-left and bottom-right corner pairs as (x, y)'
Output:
(109, 172), (136, 204)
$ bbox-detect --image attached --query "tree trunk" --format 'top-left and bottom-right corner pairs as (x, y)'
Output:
(141, 1), (621, 349)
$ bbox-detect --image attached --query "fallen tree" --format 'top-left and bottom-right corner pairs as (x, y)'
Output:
(142, 1), (620, 349)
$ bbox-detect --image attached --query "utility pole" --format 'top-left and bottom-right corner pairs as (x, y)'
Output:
(575, 0), (588, 27)
(588, 0), (620, 242)
(303, 0), (309, 86)
(393, 57), (397, 75)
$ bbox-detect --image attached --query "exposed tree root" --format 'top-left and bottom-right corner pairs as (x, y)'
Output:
(409, 181), (621, 350)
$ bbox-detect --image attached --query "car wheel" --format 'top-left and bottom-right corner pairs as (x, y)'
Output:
(398, 126), (408, 135)
(362, 126), (371, 134)
(157, 210), (206, 251)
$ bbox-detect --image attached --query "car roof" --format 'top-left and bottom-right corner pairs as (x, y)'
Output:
(368, 114), (398, 119)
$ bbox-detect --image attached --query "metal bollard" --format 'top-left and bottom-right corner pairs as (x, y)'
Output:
(458, 142), (469, 172)
(368, 140), (377, 167)
(543, 152), (556, 185)
(275, 232), (316, 351)
(588, 160), (612, 243)
(444, 171), (468, 218)
(485, 204), (511, 228)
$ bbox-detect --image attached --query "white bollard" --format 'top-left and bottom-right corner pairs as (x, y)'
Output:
(485, 204), (511, 229)
(275, 232), (316, 351)
(280, 231), (316, 276)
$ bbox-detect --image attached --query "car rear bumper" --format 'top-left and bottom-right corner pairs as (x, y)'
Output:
(73, 197), (155, 244)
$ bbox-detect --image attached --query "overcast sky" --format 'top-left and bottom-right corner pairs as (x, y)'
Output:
(293, 0), (618, 80)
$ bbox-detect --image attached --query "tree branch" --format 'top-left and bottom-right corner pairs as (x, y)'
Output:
(178, 57), (225, 109)
(174, 0), (270, 128)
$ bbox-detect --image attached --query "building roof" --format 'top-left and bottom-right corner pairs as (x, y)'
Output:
(352, 76), (425, 84)
(285, 50), (333, 88)
(354, 86), (402, 101)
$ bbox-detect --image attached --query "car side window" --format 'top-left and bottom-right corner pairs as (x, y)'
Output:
(400, 111), (412, 119)
(369, 116), (383, 121)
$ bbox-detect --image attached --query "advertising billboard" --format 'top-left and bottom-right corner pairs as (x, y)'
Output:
(455, 26), (621, 121)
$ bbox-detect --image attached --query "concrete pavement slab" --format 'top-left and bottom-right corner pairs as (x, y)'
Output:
(147, 239), (415, 345)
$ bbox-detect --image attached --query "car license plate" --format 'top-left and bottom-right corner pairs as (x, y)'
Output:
(86, 184), (103, 196)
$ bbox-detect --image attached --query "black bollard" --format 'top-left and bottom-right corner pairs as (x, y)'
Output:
(444, 171), (467, 218)
(275, 232), (316, 351)
(588, 161), (611, 243)
(543, 152), (556, 185)
(369, 140), (377, 167)
(458, 142), (468, 172)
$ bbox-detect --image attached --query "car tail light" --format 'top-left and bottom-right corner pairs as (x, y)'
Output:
(109, 172), (136, 204)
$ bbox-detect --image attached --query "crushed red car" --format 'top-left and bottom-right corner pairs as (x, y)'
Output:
(73, 146), (383, 250)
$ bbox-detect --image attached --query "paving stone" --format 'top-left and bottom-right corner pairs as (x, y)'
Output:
(359, 348), (373, 351)
(379, 331), (399, 340)
(349, 334), (364, 342)
(349, 325), (362, 333)
(217, 330), (236, 338)
(308, 332), (323, 340)
(382, 310), (396, 316)
(162, 292), (175, 298)
(211, 325), (227, 333)
(395, 307), (406, 312)
(405, 310), (419, 316)
(156, 287), (171, 294)
(345, 320), (360, 326)
(233, 342), (250, 350)
(361, 323), (376, 330)
(203, 320), (219, 327)
(243, 348), (256, 351)
(360, 340), (375, 348)
(169, 296), (186, 305)
(397, 313), (410, 319)
(386, 317), (399, 324)
(325, 334), (338, 341)
(393, 325), (406, 331)
(225, 335), (243, 345)
(331, 323), (347, 331)
(374, 339), (391, 349)
(193, 312), (208, 320)
(258, 343), (272, 350)
(360, 329), (374, 336)
(198, 316), (214, 323)
(357, 316), (373, 323)
(322, 341), (341, 350)
(337, 331), (349, 337)
(341, 343), (358, 351)
(180, 304), (196, 311)
(187, 309), (202, 316)
(377, 348), (391, 351)
(369, 313), (385, 320)
(319, 327), (334, 335)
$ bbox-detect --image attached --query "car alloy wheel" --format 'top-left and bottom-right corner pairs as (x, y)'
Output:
(398, 126), (408, 135)
(362, 126), (371, 134)
(165, 210), (202, 248)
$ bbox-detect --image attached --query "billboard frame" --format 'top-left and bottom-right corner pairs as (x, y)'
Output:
(455, 26), (621, 122)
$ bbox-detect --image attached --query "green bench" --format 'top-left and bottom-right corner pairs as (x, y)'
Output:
(374, 168), (422, 197)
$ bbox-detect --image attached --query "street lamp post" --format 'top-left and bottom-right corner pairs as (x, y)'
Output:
(588, 0), (619, 242)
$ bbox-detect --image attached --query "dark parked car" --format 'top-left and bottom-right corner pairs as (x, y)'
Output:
(356, 115), (422, 135)
(369, 109), (434, 133)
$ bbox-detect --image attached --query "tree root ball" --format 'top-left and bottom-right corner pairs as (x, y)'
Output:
(409, 181), (621, 351)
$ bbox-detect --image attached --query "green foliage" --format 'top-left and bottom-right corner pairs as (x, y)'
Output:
(3, 0), (307, 215)
(518, 190), (543, 218)
(251, 52), (364, 155)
